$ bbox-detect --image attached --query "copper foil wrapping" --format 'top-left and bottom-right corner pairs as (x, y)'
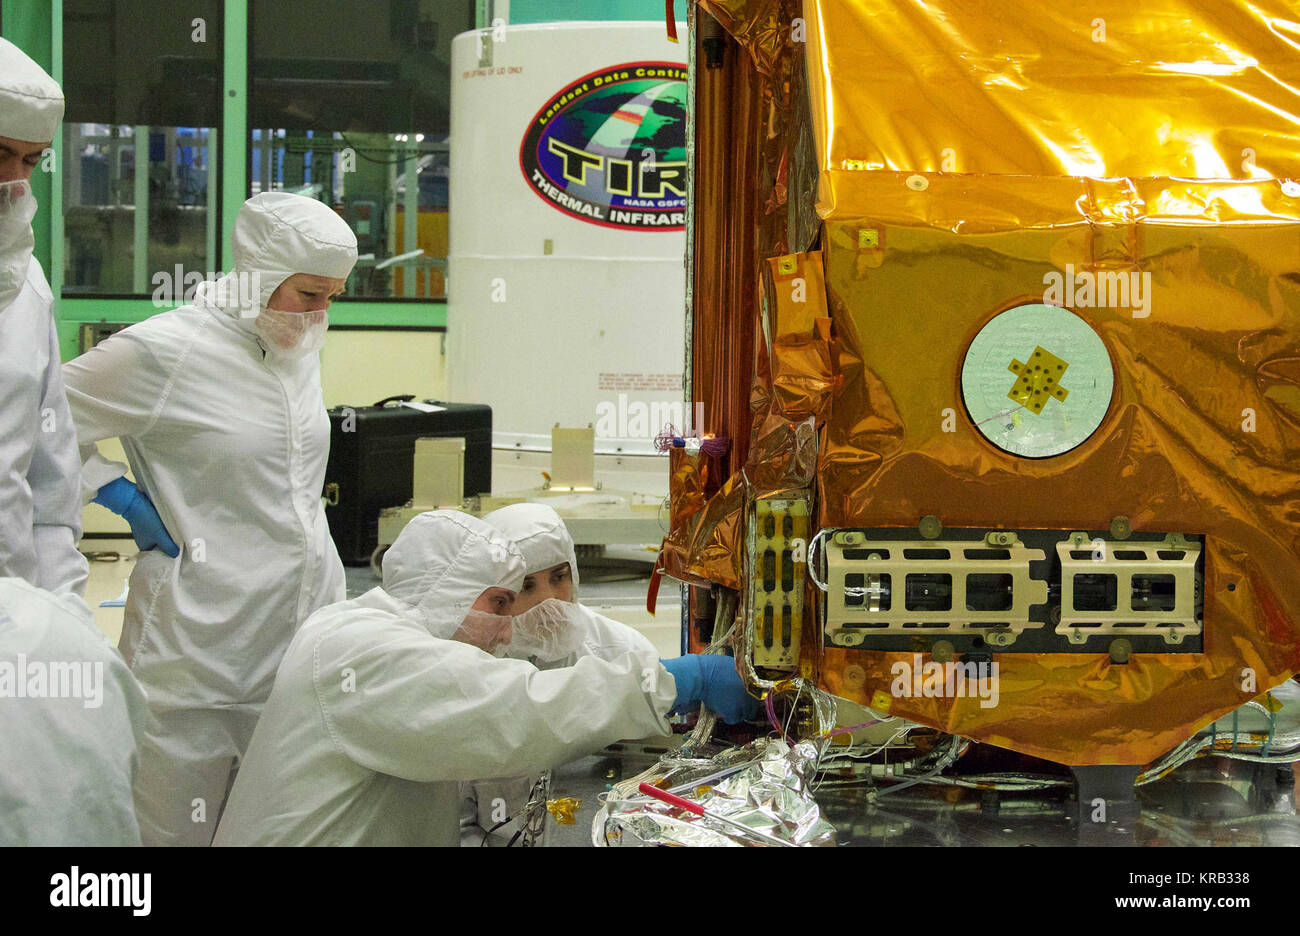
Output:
(680, 0), (1300, 765)
(802, 0), (1300, 214)
(816, 179), (1300, 764)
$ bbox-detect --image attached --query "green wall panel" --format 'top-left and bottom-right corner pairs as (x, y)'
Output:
(507, 0), (685, 25)
(56, 297), (446, 359)
(5, 0), (580, 360)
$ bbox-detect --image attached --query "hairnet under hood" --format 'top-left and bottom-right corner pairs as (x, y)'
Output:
(482, 503), (581, 597)
(0, 38), (64, 143)
(195, 192), (357, 328)
(381, 510), (527, 638)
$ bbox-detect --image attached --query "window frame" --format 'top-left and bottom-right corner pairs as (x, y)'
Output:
(4, 0), (466, 359)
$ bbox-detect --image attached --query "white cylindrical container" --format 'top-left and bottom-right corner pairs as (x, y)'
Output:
(447, 22), (689, 496)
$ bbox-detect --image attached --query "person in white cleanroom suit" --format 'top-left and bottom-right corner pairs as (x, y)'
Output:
(0, 38), (88, 598)
(460, 502), (662, 845)
(0, 577), (149, 845)
(61, 192), (358, 846)
(485, 502), (660, 664)
(212, 510), (753, 846)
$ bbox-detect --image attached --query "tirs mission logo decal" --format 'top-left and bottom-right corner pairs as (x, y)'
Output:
(520, 62), (687, 231)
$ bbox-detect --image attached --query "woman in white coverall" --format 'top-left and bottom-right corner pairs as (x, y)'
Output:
(61, 192), (358, 846)
(212, 510), (751, 846)
(461, 502), (663, 844)
(0, 39), (88, 599)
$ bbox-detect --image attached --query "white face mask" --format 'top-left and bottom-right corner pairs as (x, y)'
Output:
(0, 178), (36, 241)
(505, 597), (582, 663)
(0, 178), (37, 309)
(254, 306), (328, 359)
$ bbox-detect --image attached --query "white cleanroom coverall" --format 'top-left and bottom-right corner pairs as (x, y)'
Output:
(0, 38), (88, 598)
(212, 510), (676, 846)
(0, 577), (148, 845)
(463, 502), (662, 844)
(61, 192), (358, 845)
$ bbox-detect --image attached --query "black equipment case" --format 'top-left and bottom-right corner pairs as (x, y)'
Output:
(324, 396), (492, 564)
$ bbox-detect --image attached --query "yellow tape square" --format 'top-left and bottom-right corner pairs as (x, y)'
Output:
(1007, 346), (1070, 414)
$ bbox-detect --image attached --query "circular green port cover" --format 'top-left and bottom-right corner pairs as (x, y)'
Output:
(962, 303), (1114, 458)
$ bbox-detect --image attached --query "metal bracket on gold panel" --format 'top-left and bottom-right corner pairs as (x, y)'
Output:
(1056, 532), (1201, 645)
(824, 530), (1048, 647)
(749, 497), (809, 669)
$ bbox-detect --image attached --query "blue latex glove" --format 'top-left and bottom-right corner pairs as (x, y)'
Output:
(660, 654), (758, 725)
(93, 477), (180, 558)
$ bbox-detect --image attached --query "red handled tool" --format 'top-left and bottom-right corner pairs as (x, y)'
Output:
(638, 781), (795, 847)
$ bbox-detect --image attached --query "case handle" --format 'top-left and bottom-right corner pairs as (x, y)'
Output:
(372, 394), (415, 408)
